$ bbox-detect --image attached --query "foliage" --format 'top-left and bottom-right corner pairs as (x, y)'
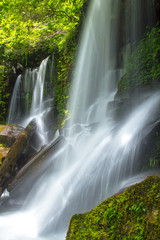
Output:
(0, 0), (84, 58)
(55, 32), (77, 125)
(0, 0), (87, 124)
(66, 175), (160, 240)
(117, 26), (160, 95)
(0, 66), (11, 123)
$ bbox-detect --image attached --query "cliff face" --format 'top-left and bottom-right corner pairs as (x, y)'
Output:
(66, 175), (160, 240)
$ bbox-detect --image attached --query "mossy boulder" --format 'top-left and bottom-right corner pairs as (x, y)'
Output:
(66, 175), (160, 240)
(0, 145), (10, 166)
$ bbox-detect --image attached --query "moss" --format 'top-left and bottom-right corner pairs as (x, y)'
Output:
(0, 125), (6, 132)
(0, 65), (11, 123)
(117, 26), (160, 97)
(66, 175), (160, 240)
(0, 152), (3, 165)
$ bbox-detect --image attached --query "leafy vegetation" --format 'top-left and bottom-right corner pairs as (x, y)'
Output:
(0, 0), (87, 124)
(0, 0), (84, 58)
(0, 65), (11, 123)
(117, 25), (160, 95)
(66, 176), (160, 240)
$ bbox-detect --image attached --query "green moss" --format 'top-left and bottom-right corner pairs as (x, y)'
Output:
(0, 152), (3, 165)
(0, 125), (6, 132)
(0, 135), (15, 147)
(66, 176), (160, 240)
(117, 25), (160, 96)
(0, 143), (8, 148)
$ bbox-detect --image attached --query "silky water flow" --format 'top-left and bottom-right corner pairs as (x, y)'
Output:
(8, 56), (55, 148)
(0, 0), (159, 239)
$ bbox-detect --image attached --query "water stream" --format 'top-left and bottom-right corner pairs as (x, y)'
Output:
(8, 56), (55, 148)
(0, 0), (159, 239)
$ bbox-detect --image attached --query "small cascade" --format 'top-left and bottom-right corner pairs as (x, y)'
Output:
(8, 56), (55, 147)
(23, 68), (38, 117)
(8, 75), (22, 124)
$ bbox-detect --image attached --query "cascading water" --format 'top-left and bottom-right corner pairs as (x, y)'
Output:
(8, 56), (55, 147)
(0, 0), (159, 240)
(8, 75), (22, 124)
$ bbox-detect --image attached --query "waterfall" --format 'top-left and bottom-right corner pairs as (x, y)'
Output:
(68, 0), (154, 127)
(8, 56), (55, 147)
(8, 75), (22, 124)
(0, 0), (158, 240)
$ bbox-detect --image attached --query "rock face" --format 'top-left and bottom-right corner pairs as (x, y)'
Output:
(66, 175), (160, 240)
(0, 121), (37, 195)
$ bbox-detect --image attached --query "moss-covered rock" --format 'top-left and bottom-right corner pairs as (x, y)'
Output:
(66, 175), (160, 240)
(0, 145), (10, 166)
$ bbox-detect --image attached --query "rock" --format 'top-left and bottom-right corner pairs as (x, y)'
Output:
(0, 187), (2, 196)
(0, 124), (23, 147)
(0, 145), (10, 166)
(0, 120), (37, 195)
(0, 124), (24, 168)
(66, 175), (160, 240)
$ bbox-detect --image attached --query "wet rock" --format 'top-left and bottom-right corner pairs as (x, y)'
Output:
(0, 124), (23, 147)
(107, 98), (132, 122)
(0, 120), (37, 195)
(0, 146), (10, 166)
(0, 124), (24, 168)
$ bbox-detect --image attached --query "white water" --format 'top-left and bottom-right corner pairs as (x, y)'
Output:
(8, 75), (22, 124)
(0, 0), (158, 239)
(8, 56), (55, 147)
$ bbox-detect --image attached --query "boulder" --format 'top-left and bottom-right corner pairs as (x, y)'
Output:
(0, 120), (37, 195)
(0, 124), (23, 147)
(0, 124), (23, 168)
(0, 146), (10, 166)
(66, 175), (160, 240)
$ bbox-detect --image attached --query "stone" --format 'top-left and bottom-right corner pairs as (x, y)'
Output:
(0, 124), (23, 147)
(0, 120), (37, 195)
